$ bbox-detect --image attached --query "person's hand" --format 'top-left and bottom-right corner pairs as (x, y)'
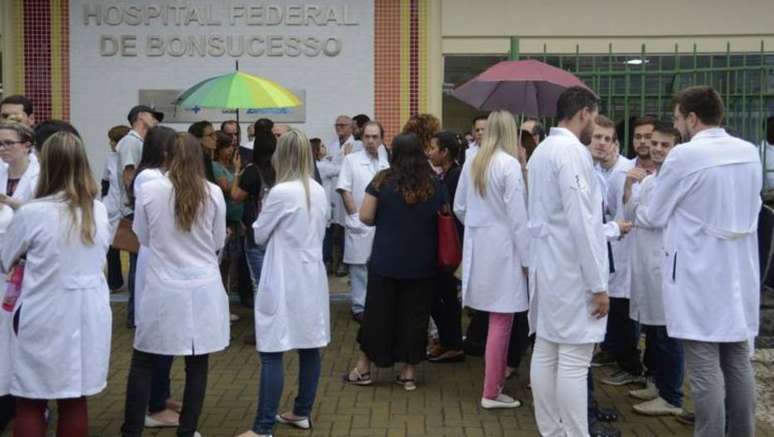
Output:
(591, 292), (609, 319)
(615, 220), (633, 235)
(342, 142), (354, 155)
(233, 152), (242, 173)
(0, 194), (20, 210)
(625, 168), (648, 184)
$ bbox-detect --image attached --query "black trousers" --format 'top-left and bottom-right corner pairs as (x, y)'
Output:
(122, 350), (209, 437)
(605, 297), (642, 376)
(106, 247), (124, 290)
(358, 272), (435, 367)
(236, 239), (253, 307)
(430, 271), (463, 350)
(0, 395), (14, 433)
(465, 310), (530, 368)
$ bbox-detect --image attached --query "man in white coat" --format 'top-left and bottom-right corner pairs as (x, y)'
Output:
(326, 115), (362, 277)
(464, 115), (487, 162)
(337, 122), (389, 321)
(642, 86), (761, 437)
(588, 117), (644, 387)
(528, 86), (610, 436)
(623, 121), (685, 416)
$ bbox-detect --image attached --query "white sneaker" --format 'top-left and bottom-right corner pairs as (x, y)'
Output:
(194, 432), (202, 437)
(480, 393), (521, 409)
(629, 380), (658, 401)
(633, 397), (683, 416)
(276, 414), (311, 429)
(144, 414), (179, 428)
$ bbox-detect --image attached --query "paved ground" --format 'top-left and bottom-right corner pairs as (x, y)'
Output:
(3, 275), (773, 436)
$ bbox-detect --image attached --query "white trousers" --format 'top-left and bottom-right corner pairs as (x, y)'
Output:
(530, 337), (594, 437)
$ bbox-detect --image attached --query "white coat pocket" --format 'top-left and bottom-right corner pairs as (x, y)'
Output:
(257, 287), (280, 316)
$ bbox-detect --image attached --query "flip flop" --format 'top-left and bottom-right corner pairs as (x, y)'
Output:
(343, 368), (372, 386)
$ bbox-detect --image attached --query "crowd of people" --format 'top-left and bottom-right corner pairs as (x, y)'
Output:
(0, 83), (765, 437)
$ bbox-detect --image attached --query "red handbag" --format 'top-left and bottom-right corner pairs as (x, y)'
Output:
(437, 211), (462, 271)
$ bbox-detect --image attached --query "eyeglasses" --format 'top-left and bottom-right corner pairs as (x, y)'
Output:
(334, 123), (350, 128)
(0, 140), (23, 148)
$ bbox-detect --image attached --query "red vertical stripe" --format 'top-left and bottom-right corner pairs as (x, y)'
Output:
(61, 0), (71, 120)
(23, 0), (52, 121)
(409, 0), (419, 116)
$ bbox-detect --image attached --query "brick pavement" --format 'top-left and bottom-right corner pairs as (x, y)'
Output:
(3, 280), (773, 436)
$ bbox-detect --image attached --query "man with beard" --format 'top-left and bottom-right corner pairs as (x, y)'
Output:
(641, 86), (761, 436)
(623, 121), (685, 417)
(631, 117), (658, 174)
(528, 86), (609, 436)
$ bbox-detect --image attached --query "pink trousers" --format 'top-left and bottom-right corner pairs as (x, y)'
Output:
(482, 312), (514, 399)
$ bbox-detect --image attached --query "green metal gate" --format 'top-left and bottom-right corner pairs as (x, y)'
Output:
(508, 38), (774, 187)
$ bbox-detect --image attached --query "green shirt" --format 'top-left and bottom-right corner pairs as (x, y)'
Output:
(212, 161), (244, 223)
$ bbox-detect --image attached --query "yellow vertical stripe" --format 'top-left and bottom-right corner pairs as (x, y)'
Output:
(14, 0), (24, 95)
(50, 0), (62, 118)
(399, 0), (410, 125)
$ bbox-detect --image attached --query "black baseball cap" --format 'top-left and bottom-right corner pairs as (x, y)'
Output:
(127, 105), (164, 124)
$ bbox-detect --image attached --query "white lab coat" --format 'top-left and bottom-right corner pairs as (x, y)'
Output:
(526, 127), (609, 344)
(132, 177), (230, 355)
(0, 196), (112, 398)
(643, 128), (762, 342)
(465, 143), (480, 162)
(763, 140), (774, 189)
(597, 157), (635, 298)
(252, 179), (330, 352)
(0, 205), (14, 396)
(317, 159), (338, 225)
(102, 150), (123, 236)
(624, 174), (666, 325)
(453, 150), (529, 313)
(336, 147), (390, 264)
(325, 135), (363, 226)
(0, 157), (39, 397)
(0, 156), (40, 205)
(132, 168), (164, 324)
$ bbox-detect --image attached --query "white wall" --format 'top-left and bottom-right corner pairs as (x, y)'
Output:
(69, 0), (374, 176)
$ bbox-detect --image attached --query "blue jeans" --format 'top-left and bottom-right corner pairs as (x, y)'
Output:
(244, 241), (267, 292)
(253, 349), (321, 434)
(349, 264), (368, 314)
(643, 325), (684, 407)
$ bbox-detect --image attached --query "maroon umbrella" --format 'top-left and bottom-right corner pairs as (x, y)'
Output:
(451, 59), (589, 117)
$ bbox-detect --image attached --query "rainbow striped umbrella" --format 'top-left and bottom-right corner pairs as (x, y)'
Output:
(174, 70), (301, 110)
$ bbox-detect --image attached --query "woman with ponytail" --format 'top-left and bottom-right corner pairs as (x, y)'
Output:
(121, 133), (229, 437)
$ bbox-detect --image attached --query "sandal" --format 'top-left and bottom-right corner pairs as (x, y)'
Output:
(395, 376), (417, 391)
(343, 368), (372, 386)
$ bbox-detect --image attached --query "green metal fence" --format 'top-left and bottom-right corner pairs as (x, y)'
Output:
(507, 38), (774, 186)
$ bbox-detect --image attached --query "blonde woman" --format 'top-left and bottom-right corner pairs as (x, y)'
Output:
(1, 131), (112, 435)
(238, 129), (329, 437)
(453, 110), (529, 409)
(121, 133), (229, 437)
